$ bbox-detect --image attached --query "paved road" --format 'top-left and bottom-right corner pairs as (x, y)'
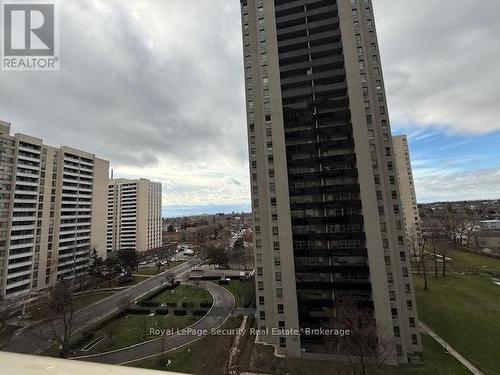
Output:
(420, 322), (485, 375)
(73, 281), (235, 365)
(4, 261), (196, 355)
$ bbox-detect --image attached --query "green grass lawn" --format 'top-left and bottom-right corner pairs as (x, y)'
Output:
(79, 314), (197, 356)
(130, 317), (242, 374)
(221, 280), (255, 307)
(72, 292), (115, 311)
(137, 261), (186, 276)
(445, 247), (500, 274)
(0, 325), (18, 348)
(244, 333), (469, 375)
(415, 273), (500, 375)
(150, 285), (212, 306)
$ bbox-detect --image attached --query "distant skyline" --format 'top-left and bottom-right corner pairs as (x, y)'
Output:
(1, 0), (500, 216)
(164, 203), (251, 219)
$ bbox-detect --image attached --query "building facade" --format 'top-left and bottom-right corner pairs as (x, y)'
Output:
(240, 0), (421, 364)
(0, 121), (109, 300)
(107, 179), (162, 253)
(393, 135), (421, 248)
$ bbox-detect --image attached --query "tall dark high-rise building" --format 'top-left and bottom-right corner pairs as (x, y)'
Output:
(240, 0), (422, 364)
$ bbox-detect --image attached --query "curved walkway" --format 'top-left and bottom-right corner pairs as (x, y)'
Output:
(4, 260), (195, 355)
(74, 281), (235, 365)
(420, 322), (485, 375)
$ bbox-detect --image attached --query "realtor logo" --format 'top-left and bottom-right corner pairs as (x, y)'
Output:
(1, 1), (59, 71)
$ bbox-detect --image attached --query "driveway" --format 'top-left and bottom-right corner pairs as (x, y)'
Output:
(74, 281), (235, 365)
(4, 260), (196, 355)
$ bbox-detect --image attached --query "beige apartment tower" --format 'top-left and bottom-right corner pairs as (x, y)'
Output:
(393, 135), (421, 247)
(240, 0), (421, 365)
(0, 121), (109, 300)
(107, 179), (162, 253)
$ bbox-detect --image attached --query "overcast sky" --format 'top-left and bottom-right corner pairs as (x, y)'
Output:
(1, 0), (500, 217)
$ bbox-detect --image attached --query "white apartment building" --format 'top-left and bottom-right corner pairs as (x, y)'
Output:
(107, 179), (162, 253)
(393, 135), (421, 246)
(0, 121), (109, 300)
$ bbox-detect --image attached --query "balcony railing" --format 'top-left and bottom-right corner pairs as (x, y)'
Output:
(0, 352), (186, 375)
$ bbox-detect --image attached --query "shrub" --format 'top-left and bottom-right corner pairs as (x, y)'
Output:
(127, 307), (151, 315)
(141, 301), (160, 308)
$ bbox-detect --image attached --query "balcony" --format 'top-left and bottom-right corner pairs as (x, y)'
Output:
(8, 251), (34, 260)
(18, 145), (41, 155)
(17, 154), (40, 163)
(8, 259), (33, 269)
(5, 278), (31, 290)
(0, 352), (186, 375)
(7, 268), (32, 278)
(13, 198), (37, 204)
(10, 234), (35, 241)
(9, 242), (34, 250)
(10, 223), (36, 230)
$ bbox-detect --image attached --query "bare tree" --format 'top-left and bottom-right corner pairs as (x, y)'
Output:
(410, 233), (429, 291)
(46, 280), (77, 358)
(0, 308), (8, 332)
(337, 302), (396, 375)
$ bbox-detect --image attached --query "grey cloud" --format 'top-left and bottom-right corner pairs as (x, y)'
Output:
(0, 0), (247, 170)
(375, 0), (500, 133)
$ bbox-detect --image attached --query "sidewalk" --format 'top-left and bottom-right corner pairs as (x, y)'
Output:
(419, 322), (485, 375)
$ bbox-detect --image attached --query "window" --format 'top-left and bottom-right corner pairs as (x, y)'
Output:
(409, 317), (416, 328)
(407, 300), (413, 310)
(385, 256), (391, 266)
(279, 337), (286, 348)
(394, 326), (400, 337)
(275, 272), (282, 282)
(389, 290), (396, 301)
(278, 304), (284, 314)
(412, 334), (419, 345)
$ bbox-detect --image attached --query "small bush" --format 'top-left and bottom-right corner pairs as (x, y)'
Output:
(127, 307), (151, 315)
